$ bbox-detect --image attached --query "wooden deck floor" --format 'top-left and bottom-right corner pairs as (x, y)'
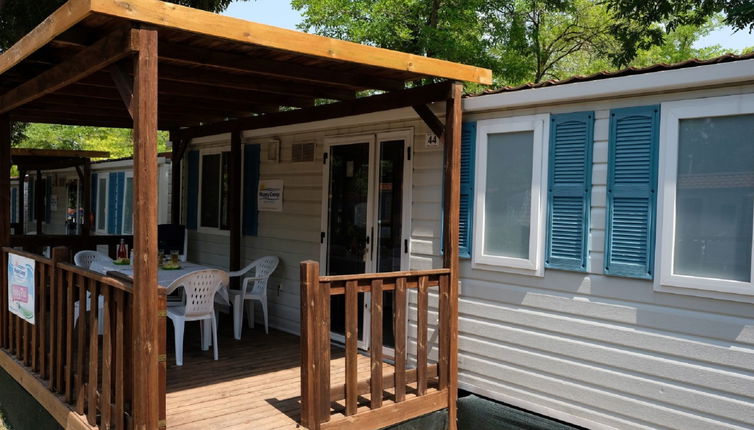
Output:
(165, 318), (380, 430)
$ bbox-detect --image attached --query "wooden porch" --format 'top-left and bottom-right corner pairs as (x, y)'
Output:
(0, 0), (491, 429)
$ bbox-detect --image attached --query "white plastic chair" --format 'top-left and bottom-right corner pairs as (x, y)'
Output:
(227, 256), (279, 339)
(74, 250), (111, 269)
(73, 250), (112, 334)
(166, 269), (228, 366)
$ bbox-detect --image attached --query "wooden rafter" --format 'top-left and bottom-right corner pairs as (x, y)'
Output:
(413, 104), (445, 138)
(0, 29), (137, 114)
(180, 81), (456, 139)
(108, 62), (134, 118)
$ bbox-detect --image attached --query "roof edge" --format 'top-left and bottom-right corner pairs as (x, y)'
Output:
(464, 57), (754, 113)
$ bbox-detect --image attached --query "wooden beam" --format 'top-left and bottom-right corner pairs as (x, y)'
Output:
(35, 170), (43, 234)
(442, 81), (463, 430)
(229, 130), (242, 288)
(0, 115), (10, 247)
(0, 29), (138, 114)
(88, 0), (492, 84)
(0, 0), (91, 75)
(179, 81), (454, 139)
(158, 64), (356, 101)
(11, 148), (110, 159)
(109, 62), (134, 118)
(130, 26), (160, 430)
(413, 104), (445, 138)
(157, 41), (405, 92)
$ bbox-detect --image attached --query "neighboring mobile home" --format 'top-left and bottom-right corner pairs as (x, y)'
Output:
(181, 54), (754, 429)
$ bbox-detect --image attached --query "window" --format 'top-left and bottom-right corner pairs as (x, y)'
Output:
(199, 151), (231, 231)
(473, 114), (548, 275)
(657, 94), (754, 298)
(122, 175), (134, 235)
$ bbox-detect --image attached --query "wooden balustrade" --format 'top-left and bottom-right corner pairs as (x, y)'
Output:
(0, 246), (167, 430)
(300, 261), (453, 430)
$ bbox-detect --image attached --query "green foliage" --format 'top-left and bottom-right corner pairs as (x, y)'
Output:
(16, 124), (169, 159)
(293, 0), (736, 87)
(605, 0), (753, 65)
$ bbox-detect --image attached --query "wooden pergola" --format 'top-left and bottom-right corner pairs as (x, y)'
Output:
(0, 1), (491, 429)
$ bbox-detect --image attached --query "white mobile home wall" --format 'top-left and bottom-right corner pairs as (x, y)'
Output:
(185, 60), (754, 430)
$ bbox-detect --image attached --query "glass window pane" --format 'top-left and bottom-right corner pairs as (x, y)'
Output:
(201, 154), (221, 228)
(97, 178), (107, 230)
(220, 152), (230, 230)
(674, 114), (754, 282)
(484, 131), (534, 259)
(123, 177), (134, 235)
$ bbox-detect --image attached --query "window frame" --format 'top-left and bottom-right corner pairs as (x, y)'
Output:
(122, 172), (134, 235)
(656, 94), (754, 298)
(197, 147), (231, 235)
(472, 114), (549, 276)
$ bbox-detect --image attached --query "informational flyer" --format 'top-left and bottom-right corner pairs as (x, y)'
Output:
(8, 253), (35, 324)
(258, 179), (284, 212)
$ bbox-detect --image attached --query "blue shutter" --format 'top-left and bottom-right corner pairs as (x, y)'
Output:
(243, 144), (260, 236)
(91, 173), (98, 229)
(546, 112), (594, 271)
(604, 105), (660, 279)
(459, 122), (476, 258)
(186, 150), (200, 230)
(45, 177), (52, 224)
(107, 172), (125, 234)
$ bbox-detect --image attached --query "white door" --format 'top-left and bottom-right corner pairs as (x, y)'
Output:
(321, 130), (413, 353)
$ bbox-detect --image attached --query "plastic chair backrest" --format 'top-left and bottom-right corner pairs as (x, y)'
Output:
(247, 256), (279, 296)
(168, 269), (228, 318)
(74, 250), (111, 269)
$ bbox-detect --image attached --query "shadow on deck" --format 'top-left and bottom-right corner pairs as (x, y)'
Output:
(165, 317), (377, 430)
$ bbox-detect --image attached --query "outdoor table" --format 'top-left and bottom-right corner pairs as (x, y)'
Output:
(89, 260), (230, 305)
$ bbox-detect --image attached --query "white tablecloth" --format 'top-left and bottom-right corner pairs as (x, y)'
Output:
(89, 261), (230, 305)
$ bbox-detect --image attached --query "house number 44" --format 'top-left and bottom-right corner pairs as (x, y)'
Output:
(424, 134), (440, 148)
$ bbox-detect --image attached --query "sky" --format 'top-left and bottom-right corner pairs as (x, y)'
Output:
(222, 0), (753, 52)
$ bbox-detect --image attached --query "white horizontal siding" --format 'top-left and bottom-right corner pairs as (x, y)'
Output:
(405, 84), (754, 429)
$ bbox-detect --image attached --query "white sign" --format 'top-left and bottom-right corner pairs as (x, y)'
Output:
(8, 253), (35, 324)
(425, 133), (440, 148)
(258, 179), (284, 212)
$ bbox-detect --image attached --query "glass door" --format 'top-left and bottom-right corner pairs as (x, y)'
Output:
(323, 131), (412, 352)
(325, 139), (374, 346)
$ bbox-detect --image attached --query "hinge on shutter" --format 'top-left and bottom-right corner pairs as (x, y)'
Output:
(407, 146), (412, 160)
(320, 231), (325, 244)
(323, 152), (328, 165)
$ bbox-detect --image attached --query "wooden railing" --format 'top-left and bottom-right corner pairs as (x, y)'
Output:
(300, 261), (453, 430)
(0, 246), (167, 430)
(10, 234), (134, 258)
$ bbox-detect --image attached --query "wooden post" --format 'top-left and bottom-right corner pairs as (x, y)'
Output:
(131, 26), (160, 430)
(169, 130), (181, 226)
(300, 260), (321, 429)
(229, 130), (242, 288)
(442, 81), (463, 430)
(0, 115), (10, 247)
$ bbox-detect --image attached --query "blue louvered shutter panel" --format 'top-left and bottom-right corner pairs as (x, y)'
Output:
(604, 105), (660, 279)
(186, 150), (200, 230)
(91, 173), (98, 229)
(546, 112), (594, 271)
(459, 122), (476, 258)
(107, 172), (118, 234)
(28, 177), (35, 222)
(243, 144), (260, 236)
(45, 177), (52, 223)
(115, 172), (125, 234)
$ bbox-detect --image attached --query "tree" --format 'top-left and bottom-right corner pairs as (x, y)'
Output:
(0, 0), (247, 50)
(16, 124), (169, 158)
(604, 0), (753, 65)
